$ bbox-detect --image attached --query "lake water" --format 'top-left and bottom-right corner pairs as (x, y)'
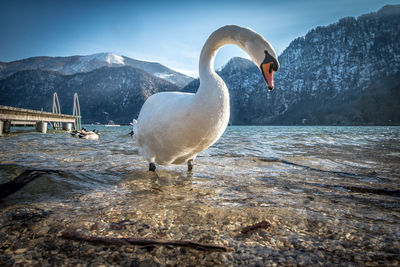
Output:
(0, 126), (399, 266)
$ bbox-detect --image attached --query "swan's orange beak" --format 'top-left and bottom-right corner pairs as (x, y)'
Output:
(261, 62), (274, 90)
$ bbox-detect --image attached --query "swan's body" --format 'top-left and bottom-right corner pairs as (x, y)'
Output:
(136, 25), (279, 170)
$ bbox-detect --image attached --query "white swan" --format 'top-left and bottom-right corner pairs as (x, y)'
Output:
(136, 25), (279, 171)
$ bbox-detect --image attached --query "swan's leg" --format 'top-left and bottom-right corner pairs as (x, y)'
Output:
(187, 159), (194, 171)
(149, 162), (156, 172)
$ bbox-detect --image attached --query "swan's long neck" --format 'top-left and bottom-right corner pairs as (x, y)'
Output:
(191, 26), (256, 136)
(198, 25), (248, 82)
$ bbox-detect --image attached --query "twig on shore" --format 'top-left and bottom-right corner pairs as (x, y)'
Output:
(240, 220), (270, 234)
(61, 231), (233, 252)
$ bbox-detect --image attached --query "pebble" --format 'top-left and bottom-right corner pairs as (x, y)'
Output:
(14, 248), (27, 254)
(35, 226), (50, 236)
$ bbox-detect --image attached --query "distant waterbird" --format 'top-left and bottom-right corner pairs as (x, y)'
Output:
(71, 128), (99, 140)
(134, 25), (279, 172)
(79, 129), (99, 140)
(70, 128), (87, 137)
(129, 119), (138, 136)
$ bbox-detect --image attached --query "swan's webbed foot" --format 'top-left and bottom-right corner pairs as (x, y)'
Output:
(187, 159), (194, 172)
(149, 163), (156, 172)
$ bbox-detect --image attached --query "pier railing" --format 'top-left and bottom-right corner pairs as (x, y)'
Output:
(52, 92), (62, 129)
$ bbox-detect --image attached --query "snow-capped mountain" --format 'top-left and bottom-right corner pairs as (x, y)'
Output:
(0, 66), (179, 124)
(0, 52), (193, 87)
(183, 5), (400, 125)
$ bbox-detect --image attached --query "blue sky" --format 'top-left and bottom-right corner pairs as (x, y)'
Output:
(0, 0), (399, 77)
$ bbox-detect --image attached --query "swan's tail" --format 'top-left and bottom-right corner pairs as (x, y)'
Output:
(129, 119), (138, 138)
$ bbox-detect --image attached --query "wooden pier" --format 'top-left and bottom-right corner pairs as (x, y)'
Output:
(0, 105), (80, 135)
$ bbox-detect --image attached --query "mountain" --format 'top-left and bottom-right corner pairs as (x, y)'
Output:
(0, 66), (179, 124)
(272, 4), (400, 125)
(0, 53), (193, 88)
(121, 56), (193, 88)
(1, 5), (399, 125)
(183, 5), (400, 125)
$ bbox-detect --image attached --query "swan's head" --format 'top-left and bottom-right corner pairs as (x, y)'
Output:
(201, 25), (279, 90)
(240, 28), (280, 90)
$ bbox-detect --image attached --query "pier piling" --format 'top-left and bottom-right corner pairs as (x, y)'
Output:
(62, 122), (72, 131)
(3, 121), (11, 134)
(36, 121), (48, 133)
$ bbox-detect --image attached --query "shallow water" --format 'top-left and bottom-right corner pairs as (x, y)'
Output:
(0, 126), (399, 265)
